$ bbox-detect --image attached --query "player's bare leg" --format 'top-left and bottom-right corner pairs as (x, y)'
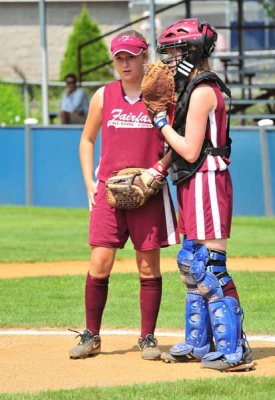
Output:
(89, 246), (117, 278)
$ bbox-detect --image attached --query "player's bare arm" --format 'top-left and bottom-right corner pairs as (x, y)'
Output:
(161, 84), (216, 163)
(79, 86), (104, 206)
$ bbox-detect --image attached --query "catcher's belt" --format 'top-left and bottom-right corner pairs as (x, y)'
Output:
(105, 167), (166, 209)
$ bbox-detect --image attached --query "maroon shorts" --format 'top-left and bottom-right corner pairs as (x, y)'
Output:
(177, 170), (232, 240)
(89, 181), (180, 251)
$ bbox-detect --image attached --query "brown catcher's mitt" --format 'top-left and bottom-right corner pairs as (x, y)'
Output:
(141, 60), (176, 120)
(105, 167), (166, 209)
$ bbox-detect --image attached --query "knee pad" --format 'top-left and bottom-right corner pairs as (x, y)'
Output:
(190, 244), (224, 301)
(177, 238), (196, 287)
(170, 291), (212, 360)
(206, 296), (245, 364)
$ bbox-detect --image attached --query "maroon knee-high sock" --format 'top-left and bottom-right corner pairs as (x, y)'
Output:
(85, 273), (109, 335)
(140, 276), (162, 338)
(222, 279), (240, 304)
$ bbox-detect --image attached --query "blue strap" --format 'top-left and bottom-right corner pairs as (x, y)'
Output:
(208, 251), (226, 262)
(219, 276), (232, 286)
(207, 265), (227, 273)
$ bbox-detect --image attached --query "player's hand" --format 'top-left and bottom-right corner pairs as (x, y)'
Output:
(153, 110), (169, 130)
(87, 180), (98, 211)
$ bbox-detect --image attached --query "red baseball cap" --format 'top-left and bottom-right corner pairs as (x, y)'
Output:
(111, 35), (148, 57)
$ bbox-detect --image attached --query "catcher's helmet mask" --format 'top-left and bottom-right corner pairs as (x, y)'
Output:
(157, 18), (217, 76)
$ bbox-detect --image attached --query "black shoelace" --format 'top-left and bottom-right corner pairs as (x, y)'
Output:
(68, 328), (91, 344)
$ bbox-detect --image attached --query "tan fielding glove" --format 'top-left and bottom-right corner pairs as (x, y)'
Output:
(105, 167), (167, 209)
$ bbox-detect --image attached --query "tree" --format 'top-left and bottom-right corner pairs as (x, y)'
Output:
(259, 0), (275, 18)
(60, 7), (114, 82)
(0, 83), (25, 126)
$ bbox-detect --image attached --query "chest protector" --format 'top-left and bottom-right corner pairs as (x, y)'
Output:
(170, 71), (232, 185)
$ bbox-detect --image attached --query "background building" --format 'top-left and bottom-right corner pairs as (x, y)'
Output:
(0, 0), (130, 81)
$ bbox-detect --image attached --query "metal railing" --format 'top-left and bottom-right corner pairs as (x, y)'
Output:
(213, 52), (275, 123)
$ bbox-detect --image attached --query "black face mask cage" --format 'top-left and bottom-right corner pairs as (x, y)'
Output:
(157, 41), (189, 55)
(157, 42), (189, 69)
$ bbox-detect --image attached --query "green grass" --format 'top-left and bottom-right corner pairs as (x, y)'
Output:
(0, 376), (274, 399)
(0, 206), (90, 262)
(1, 271), (274, 333)
(229, 216), (275, 257)
(0, 206), (275, 262)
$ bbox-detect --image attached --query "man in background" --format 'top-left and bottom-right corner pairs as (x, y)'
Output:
(60, 73), (89, 124)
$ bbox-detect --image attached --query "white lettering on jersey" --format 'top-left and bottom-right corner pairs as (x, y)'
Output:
(107, 109), (153, 128)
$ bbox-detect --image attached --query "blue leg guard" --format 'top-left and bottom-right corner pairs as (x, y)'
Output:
(202, 297), (255, 371)
(172, 243), (255, 370)
(208, 296), (243, 358)
(170, 291), (212, 360)
(164, 239), (212, 362)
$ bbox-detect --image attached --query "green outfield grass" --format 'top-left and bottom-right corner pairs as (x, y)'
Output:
(0, 376), (274, 400)
(1, 271), (274, 333)
(0, 206), (275, 262)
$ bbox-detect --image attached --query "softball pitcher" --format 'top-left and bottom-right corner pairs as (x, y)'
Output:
(69, 30), (179, 361)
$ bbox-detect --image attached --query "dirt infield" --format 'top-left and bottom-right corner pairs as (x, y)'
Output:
(1, 258), (275, 394)
(1, 257), (275, 279)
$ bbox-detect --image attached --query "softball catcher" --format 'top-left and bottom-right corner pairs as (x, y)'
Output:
(141, 18), (255, 372)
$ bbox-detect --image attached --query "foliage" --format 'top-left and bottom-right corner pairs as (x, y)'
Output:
(260, 0), (275, 18)
(59, 6), (114, 82)
(0, 83), (25, 126)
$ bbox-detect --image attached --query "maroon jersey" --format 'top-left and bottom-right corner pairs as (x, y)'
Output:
(177, 83), (232, 240)
(198, 82), (230, 172)
(96, 80), (165, 181)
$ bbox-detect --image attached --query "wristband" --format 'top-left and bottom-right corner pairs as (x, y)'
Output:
(152, 161), (168, 176)
(155, 118), (169, 130)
